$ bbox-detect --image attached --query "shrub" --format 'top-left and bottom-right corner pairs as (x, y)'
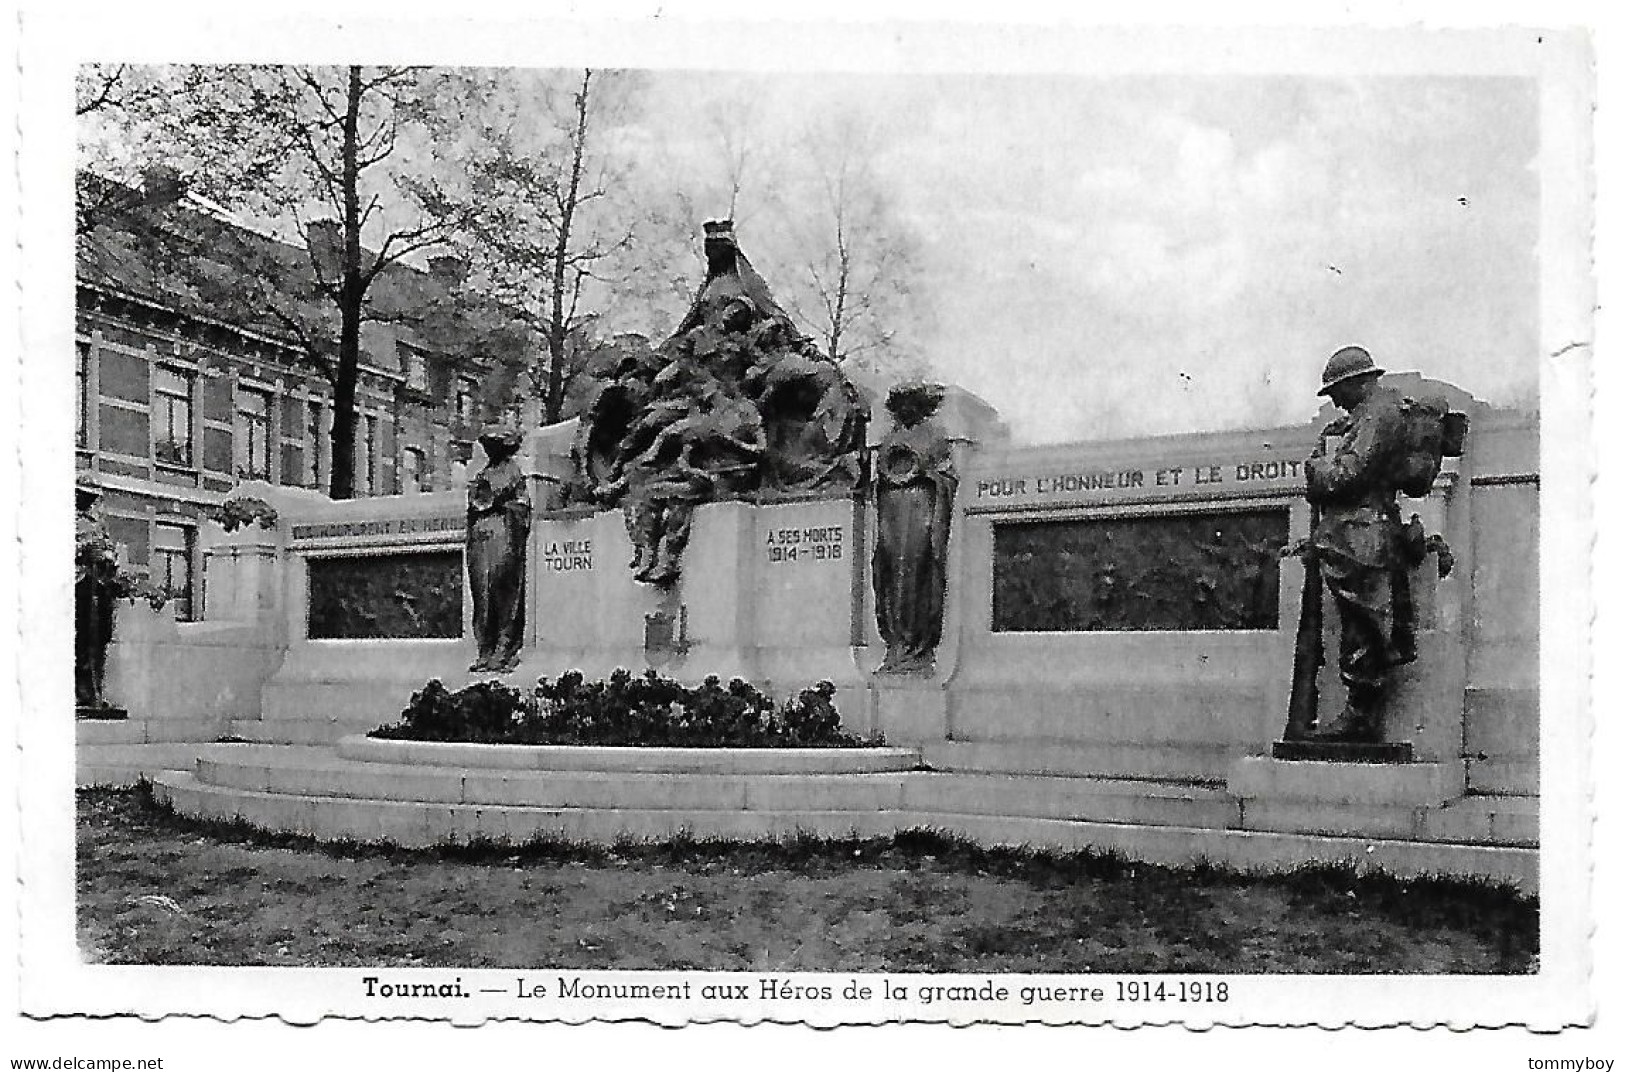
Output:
(77, 524), (172, 610)
(371, 669), (874, 748)
(208, 497), (280, 533)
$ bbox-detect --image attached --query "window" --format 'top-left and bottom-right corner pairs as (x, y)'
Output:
(455, 378), (476, 430)
(153, 367), (194, 466)
(75, 341), (91, 448)
(403, 347), (428, 393)
(354, 412), (377, 496)
(306, 400), (325, 488)
(401, 446), (426, 493)
(234, 388), (272, 480)
(151, 522), (195, 621)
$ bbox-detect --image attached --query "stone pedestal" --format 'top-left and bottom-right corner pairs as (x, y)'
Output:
(521, 496), (868, 710)
(202, 533), (282, 625)
(866, 677), (949, 745)
(1271, 740), (1414, 764)
(1227, 754), (1466, 839)
(523, 506), (665, 678)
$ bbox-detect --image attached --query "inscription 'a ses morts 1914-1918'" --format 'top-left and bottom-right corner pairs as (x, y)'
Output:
(765, 524), (845, 564)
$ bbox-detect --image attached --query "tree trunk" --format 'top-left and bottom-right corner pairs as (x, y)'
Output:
(544, 70), (591, 425)
(329, 65), (365, 500)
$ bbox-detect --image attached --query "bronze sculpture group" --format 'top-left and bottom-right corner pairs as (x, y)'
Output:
(570, 220), (869, 585)
(460, 219), (956, 677)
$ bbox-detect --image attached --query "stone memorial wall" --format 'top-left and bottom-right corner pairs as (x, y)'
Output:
(103, 392), (1539, 841)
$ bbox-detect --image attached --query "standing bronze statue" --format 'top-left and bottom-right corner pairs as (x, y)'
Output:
(1286, 346), (1465, 742)
(466, 428), (531, 673)
(872, 383), (957, 674)
(74, 482), (121, 710)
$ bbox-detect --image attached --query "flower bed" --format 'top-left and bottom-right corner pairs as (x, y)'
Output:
(370, 668), (874, 748)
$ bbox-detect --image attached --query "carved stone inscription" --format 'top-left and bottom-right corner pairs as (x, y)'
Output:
(992, 509), (1289, 632)
(765, 524), (845, 565)
(970, 456), (1304, 511)
(307, 551), (465, 639)
(292, 515), (462, 542)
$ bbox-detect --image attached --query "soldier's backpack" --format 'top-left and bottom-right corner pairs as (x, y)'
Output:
(1393, 395), (1468, 498)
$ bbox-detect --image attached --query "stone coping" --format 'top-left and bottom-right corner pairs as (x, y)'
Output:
(534, 491), (860, 522)
(336, 734), (921, 774)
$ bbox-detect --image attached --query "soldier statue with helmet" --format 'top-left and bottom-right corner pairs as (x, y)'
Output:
(1285, 346), (1467, 743)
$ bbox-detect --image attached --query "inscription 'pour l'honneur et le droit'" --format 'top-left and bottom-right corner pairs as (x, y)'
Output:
(975, 458), (1306, 499)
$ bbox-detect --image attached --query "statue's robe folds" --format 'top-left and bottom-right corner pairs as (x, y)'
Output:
(466, 457), (531, 671)
(872, 419), (957, 673)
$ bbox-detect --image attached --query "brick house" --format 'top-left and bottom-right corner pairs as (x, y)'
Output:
(75, 170), (532, 619)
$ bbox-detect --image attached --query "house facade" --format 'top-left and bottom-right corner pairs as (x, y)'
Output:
(75, 172), (518, 620)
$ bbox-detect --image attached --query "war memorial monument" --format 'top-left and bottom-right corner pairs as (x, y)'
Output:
(74, 216), (1538, 893)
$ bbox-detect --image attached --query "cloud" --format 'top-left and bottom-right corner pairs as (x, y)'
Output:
(631, 72), (1538, 443)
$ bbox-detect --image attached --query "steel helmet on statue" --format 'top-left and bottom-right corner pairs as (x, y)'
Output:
(1318, 346), (1385, 395)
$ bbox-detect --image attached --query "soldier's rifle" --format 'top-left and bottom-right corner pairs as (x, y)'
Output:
(1284, 424), (1337, 739)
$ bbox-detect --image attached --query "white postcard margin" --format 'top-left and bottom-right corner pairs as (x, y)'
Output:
(8, 6), (1600, 1032)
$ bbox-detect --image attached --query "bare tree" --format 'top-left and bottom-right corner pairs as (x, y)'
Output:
(706, 94), (768, 224)
(78, 64), (464, 498)
(762, 114), (929, 382)
(410, 68), (688, 423)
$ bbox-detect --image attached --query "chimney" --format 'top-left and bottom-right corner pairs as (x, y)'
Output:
(141, 165), (187, 206)
(304, 219), (344, 282)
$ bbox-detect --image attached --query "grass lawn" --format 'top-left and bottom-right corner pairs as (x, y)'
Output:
(78, 787), (1536, 973)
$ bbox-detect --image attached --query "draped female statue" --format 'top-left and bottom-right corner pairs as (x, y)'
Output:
(466, 428), (531, 672)
(872, 384), (957, 674)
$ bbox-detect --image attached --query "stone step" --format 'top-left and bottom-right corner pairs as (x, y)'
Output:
(1238, 799), (1433, 841)
(335, 735), (924, 774)
(227, 718), (384, 745)
(1421, 794), (1539, 847)
(77, 716), (230, 746)
(194, 753), (913, 812)
(76, 743), (326, 787)
(185, 750), (1232, 829)
(898, 773), (1240, 830)
(148, 770), (1537, 892)
(923, 740), (1234, 783)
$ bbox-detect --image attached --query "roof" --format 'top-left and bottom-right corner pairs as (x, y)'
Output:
(75, 171), (528, 378)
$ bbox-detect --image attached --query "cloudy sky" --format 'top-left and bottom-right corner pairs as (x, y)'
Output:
(81, 63), (1543, 446)
(634, 71), (1540, 443)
